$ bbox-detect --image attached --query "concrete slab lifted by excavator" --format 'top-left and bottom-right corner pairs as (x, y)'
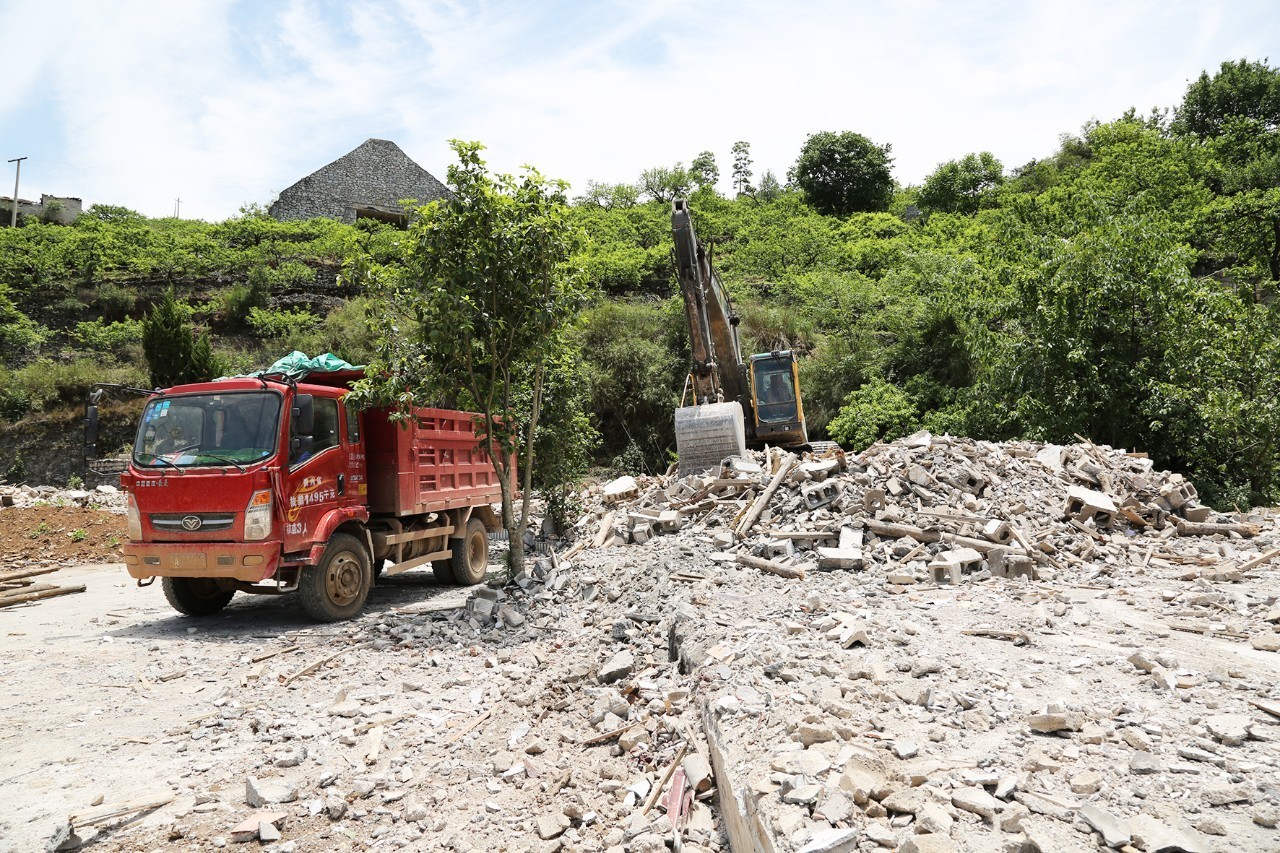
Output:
(672, 198), (822, 475)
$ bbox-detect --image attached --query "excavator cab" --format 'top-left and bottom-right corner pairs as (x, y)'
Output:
(748, 351), (808, 446)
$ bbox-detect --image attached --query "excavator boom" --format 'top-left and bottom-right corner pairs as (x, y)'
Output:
(671, 199), (810, 474)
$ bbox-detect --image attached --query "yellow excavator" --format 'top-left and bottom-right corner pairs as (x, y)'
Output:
(672, 198), (813, 474)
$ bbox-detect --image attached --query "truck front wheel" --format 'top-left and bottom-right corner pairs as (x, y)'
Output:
(449, 518), (490, 585)
(162, 577), (234, 617)
(300, 534), (372, 622)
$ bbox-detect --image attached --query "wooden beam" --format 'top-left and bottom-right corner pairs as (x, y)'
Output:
(0, 585), (85, 608)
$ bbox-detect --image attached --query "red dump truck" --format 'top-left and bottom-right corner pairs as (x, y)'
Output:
(86, 365), (503, 621)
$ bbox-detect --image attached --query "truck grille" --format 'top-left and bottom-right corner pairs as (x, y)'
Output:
(150, 513), (236, 533)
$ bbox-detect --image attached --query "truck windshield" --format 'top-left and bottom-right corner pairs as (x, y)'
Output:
(133, 392), (282, 469)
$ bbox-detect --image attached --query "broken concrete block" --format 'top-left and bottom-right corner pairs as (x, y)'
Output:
(602, 476), (638, 505)
(816, 547), (863, 570)
(681, 753), (712, 794)
(1065, 486), (1118, 528)
(863, 488), (886, 511)
(229, 811), (287, 844)
(802, 480), (840, 509)
(1205, 714), (1252, 746)
(1182, 504), (1212, 523)
(797, 829), (860, 853)
(598, 650), (634, 684)
(928, 548), (982, 584)
(765, 538), (795, 560)
(535, 812), (570, 840)
(982, 519), (1015, 545)
(653, 510), (682, 534)
(630, 522), (652, 545)
(951, 786), (1000, 822)
(245, 777), (298, 808)
(1079, 803), (1131, 849)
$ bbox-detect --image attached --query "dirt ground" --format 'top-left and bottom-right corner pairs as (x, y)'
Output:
(0, 505), (126, 565)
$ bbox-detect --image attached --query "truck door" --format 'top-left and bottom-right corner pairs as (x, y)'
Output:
(284, 394), (351, 548)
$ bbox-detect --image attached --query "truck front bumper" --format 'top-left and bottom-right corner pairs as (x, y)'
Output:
(123, 541), (281, 582)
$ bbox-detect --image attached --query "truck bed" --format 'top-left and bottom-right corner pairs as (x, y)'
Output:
(363, 407), (503, 516)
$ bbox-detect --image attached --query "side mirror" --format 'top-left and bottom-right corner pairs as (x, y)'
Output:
(292, 394), (314, 435)
(83, 404), (99, 459)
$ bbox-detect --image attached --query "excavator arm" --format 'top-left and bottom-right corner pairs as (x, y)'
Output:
(671, 200), (751, 474)
(671, 199), (749, 407)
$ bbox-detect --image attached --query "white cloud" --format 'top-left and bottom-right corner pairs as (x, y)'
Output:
(2, 0), (1276, 220)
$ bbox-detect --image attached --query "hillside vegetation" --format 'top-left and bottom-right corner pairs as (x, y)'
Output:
(2, 58), (1279, 507)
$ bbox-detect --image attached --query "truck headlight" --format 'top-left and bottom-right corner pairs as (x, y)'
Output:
(244, 490), (272, 541)
(126, 494), (142, 541)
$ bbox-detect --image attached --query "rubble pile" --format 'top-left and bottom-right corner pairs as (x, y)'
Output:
(553, 431), (1280, 852)
(7, 432), (1280, 852)
(0, 482), (128, 514)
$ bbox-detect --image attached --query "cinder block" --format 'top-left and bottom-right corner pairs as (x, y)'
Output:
(1064, 486), (1118, 528)
(602, 476), (639, 505)
(863, 489), (886, 512)
(929, 562), (962, 585)
(928, 547), (983, 585)
(1181, 504), (1212, 523)
(982, 519), (1015, 545)
(802, 481), (840, 510)
(1161, 480), (1197, 510)
(817, 547), (863, 570)
(1005, 556), (1035, 579)
(765, 538), (795, 560)
(630, 522), (652, 545)
(654, 510), (682, 534)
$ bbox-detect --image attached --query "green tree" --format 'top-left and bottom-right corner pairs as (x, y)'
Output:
(918, 152), (1005, 214)
(731, 141), (754, 197)
(756, 170), (783, 202)
(142, 289), (219, 388)
(789, 130), (895, 216)
(1173, 58), (1280, 137)
(355, 140), (589, 577)
(639, 164), (692, 202)
(690, 151), (719, 191)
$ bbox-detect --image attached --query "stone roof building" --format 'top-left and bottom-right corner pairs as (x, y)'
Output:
(268, 139), (449, 224)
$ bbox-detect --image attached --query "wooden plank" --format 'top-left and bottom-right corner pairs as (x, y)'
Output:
(70, 793), (174, 828)
(735, 454), (796, 537)
(250, 645), (299, 664)
(371, 525), (454, 547)
(0, 566), (61, 583)
(442, 705), (498, 747)
(0, 582), (58, 599)
(384, 550), (452, 576)
(0, 584), (85, 608)
(641, 744), (687, 816)
(1176, 520), (1260, 538)
(1248, 698), (1280, 720)
(580, 723), (637, 746)
(281, 643), (366, 686)
(1239, 548), (1280, 572)
(735, 553), (804, 580)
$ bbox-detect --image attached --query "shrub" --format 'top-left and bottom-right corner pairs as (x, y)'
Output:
(73, 318), (144, 355)
(143, 289), (218, 388)
(247, 306), (318, 338)
(827, 378), (920, 450)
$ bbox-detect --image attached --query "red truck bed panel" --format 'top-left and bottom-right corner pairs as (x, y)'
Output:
(364, 407), (503, 516)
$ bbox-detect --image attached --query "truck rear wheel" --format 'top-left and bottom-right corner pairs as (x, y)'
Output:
(300, 533), (372, 622)
(449, 518), (489, 585)
(162, 577), (234, 617)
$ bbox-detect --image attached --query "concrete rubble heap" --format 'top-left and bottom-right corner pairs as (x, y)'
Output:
(11, 431), (1280, 852)
(554, 431), (1280, 852)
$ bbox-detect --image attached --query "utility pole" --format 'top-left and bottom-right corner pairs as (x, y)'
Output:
(7, 156), (26, 228)
(174, 197), (181, 218)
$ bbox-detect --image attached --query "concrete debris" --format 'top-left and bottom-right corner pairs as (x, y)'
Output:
(8, 430), (1280, 852)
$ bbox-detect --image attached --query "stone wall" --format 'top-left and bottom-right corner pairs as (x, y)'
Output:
(268, 139), (449, 223)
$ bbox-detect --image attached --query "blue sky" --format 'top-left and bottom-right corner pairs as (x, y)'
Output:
(1, 0), (1276, 221)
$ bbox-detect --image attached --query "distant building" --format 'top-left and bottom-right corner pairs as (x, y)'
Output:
(0, 193), (82, 226)
(268, 139), (449, 224)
